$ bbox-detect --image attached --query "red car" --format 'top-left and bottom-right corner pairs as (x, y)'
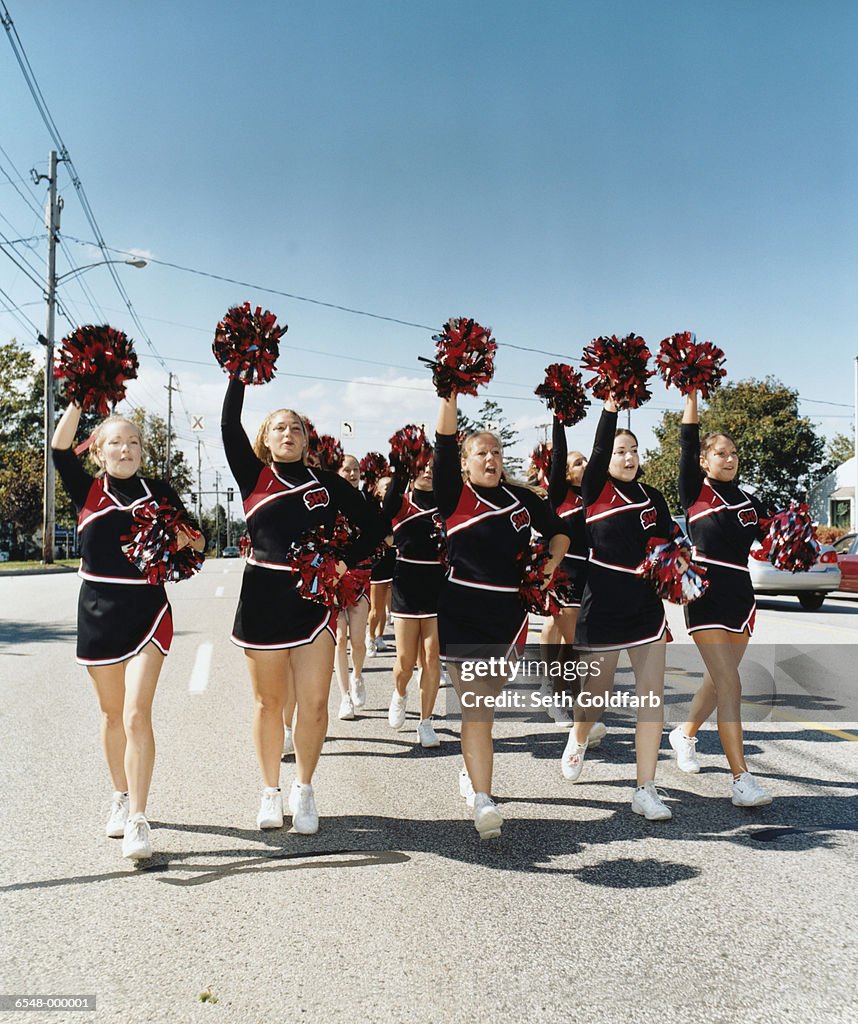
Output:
(832, 533), (858, 593)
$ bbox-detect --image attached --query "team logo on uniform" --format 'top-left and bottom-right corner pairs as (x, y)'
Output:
(738, 507), (758, 527)
(303, 487), (330, 510)
(432, 513), (444, 531)
(640, 507), (657, 530)
(510, 508), (531, 532)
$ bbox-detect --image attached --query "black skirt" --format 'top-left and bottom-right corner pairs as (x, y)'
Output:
(437, 579), (528, 661)
(77, 580), (172, 666)
(231, 564), (336, 650)
(392, 561), (444, 618)
(370, 546), (396, 584)
(554, 554), (587, 609)
(576, 563), (670, 650)
(685, 564), (756, 635)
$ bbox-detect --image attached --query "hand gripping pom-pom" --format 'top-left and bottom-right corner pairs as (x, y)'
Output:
(518, 542), (572, 616)
(286, 514), (355, 606)
(338, 567), (372, 608)
(581, 333), (654, 409)
(529, 443), (552, 489)
(419, 317), (497, 398)
(389, 424), (430, 480)
(534, 363), (590, 426)
(360, 452), (390, 491)
(638, 529), (709, 605)
(316, 435), (344, 472)
(760, 502), (820, 573)
(55, 325), (139, 415)
(212, 302), (287, 385)
(121, 502), (204, 584)
(656, 332), (727, 399)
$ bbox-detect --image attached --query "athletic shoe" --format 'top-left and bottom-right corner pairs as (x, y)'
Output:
(350, 672), (366, 708)
(388, 690), (407, 729)
(375, 636), (388, 652)
(288, 781), (319, 834)
(561, 735), (588, 782)
(121, 813), (152, 859)
(106, 791), (129, 838)
(588, 721), (607, 749)
(668, 726), (700, 773)
(416, 718), (440, 748)
(366, 637), (377, 658)
(459, 768), (476, 809)
(549, 700), (574, 725)
(256, 787), (284, 829)
(732, 772), (773, 807)
(282, 727), (294, 758)
(631, 782), (673, 821)
(473, 792), (503, 839)
(338, 693), (355, 720)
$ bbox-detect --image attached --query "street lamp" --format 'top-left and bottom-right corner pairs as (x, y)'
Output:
(55, 257), (148, 284)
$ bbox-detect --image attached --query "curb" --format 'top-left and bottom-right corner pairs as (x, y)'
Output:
(0, 566), (78, 577)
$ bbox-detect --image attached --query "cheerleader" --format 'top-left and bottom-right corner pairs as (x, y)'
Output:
(435, 395), (569, 838)
(222, 380), (384, 832)
(367, 475), (395, 655)
(668, 389), (772, 806)
(561, 399), (674, 821)
(382, 451), (445, 747)
(51, 402), (205, 859)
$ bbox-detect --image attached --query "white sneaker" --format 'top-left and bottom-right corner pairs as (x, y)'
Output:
(473, 792), (503, 839)
(669, 726), (700, 773)
(282, 727), (294, 758)
(288, 781), (319, 834)
(732, 772), (773, 807)
(121, 813), (152, 859)
(588, 721), (607, 749)
(549, 700), (574, 725)
(388, 690), (407, 729)
(256, 787), (284, 829)
(366, 637), (377, 658)
(338, 693), (355, 720)
(350, 672), (366, 708)
(416, 718), (440, 747)
(375, 636), (388, 652)
(561, 735), (588, 782)
(631, 781), (673, 821)
(458, 767), (476, 809)
(106, 791), (129, 838)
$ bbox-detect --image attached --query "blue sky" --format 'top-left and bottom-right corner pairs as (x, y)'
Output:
(1, 1), (855, 499)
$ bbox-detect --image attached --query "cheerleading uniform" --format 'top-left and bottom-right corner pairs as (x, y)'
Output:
(434, 432), (566, 660)
(575, 410), (674, 651)
(222, 379), (384, 649)
(52, 447), (193, 666)
(548, 416), (588, 607)
(382, 473), (445, 619)
(679, 423), (769, 634)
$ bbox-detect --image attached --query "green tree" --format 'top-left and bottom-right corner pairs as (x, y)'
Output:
(824, 431), (855, 468)
(128, 409), (193, 495)
(643, 377), (827, 512)
(457, 399), (523, 474)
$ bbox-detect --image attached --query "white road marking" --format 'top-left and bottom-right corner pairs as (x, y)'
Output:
(188, 642), (213, 694)
(215, 586), (225, 597)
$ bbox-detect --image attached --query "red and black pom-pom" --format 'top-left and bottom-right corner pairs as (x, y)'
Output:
(389, 424), (430, 480)
(316, 434), (344, 472)
(656, 332), (727, 399)
(212, 302), (287, 385)
(529, 442), (552, 489)
(360, 452), (390, 492)
(55, 324), (139, 415)
(338, 566), (371, 608)
(121, 502), (204, 584)
(286, 514), (354, 606)
(581, 333), (654, 409)
(534, 363), (590, 426)
(430, 512), (448, 568)
(638, 529), (708, 604)
(419, 317), (497, 398)
(759, 502), (820, 573)
(518, 542), (571, 616)
(303, 416), (321, 466)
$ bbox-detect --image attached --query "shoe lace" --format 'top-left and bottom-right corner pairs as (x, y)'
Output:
(563, 743), (587, 766)
(642, 784), (669, 804)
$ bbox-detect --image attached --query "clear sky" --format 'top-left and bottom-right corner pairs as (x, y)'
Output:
(1, 0), (856, 502)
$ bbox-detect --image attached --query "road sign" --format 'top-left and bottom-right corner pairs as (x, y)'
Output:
(341, 421), (354, 438)
(191, 416), (205, 431)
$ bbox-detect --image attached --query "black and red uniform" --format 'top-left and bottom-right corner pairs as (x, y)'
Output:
(576, 409), (673, 651)
(548, 416), (588, 607)
(52, 447), (196, 666)
(367, 489), (396, 586)
(434, 432), (566, 660)
(222, 379), (385, 649)
(382, 472), (445, 619)
(680, 423), (769, 634)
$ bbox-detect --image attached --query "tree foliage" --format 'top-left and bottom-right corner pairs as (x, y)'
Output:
(128, 408), (193, 495)
(456, 399), (522, 473)
(824, 431), (855, 469)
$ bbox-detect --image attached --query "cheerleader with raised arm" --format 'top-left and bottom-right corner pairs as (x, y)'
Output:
(367, 474), (395, 656)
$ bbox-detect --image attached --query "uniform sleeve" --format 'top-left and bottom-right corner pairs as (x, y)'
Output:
(51, 447), (94, 512)
(548, 416), (568, 507)
(328, 474), (388, 568)
(679, 423), (704, 510)
(581, 408), (617, 506)
(433, 432), (463, 518)
(520, 487), (567, 540)
(221, 377), (264, 499)
(381, 471), (407, 519)
(648, 486), (676, 542)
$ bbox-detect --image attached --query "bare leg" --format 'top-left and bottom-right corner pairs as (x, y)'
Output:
(290, 631), (336, 783)
(626, 638), (667, 786)
(347, 599), (370, 678)
(418, 620), (441, 719)
(334, 614), (350, 696)
(88, 664), (128, 793)
(393, 616), (420, 697)
(448, 662), (500, 795)
(121, 644), (164, 814)
(282, 660), (296, 731)
(245, 649), (290, 788)
(689, 629), (751, 776)
(573, 649), (620, 744)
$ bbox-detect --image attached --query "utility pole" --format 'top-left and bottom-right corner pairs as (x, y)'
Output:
(214, 471), (221, 557)
(226, 487), (232, 549)
(164, 372), (175, 480)
(196, 438), (202, 526)
(854, 356), (857, 531)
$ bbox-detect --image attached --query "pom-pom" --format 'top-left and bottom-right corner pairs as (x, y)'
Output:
(430, 512), (448, 568)
(212, 302), (287, 385)
(529, 442), (552, 489)
(121, 502), (204, 584)
(360, 452), (390, 492)
(302, 416), (321, 466)
(55, 325), (139, 415)
(656, 332), (727, 399)
(759, 502), (820, 573)
(338, 567), (371, 607)
(517, 542), (571, 616)
(316, 434), (344, 472)
(286, 514), (354, 606)
(389, 424), (430, 480)
(534, 363), (590, 426)
(638, 529), (708, 604)
(419, 317), (497, 398)
(581, 333), (654, 409)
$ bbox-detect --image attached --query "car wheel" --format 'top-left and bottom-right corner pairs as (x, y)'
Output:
(797, 592), (825, 611)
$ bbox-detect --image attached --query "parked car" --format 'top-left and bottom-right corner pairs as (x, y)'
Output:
(222, 545), (240, 558)
(673, 515), (841, 610)
(832, 533), (858, 593)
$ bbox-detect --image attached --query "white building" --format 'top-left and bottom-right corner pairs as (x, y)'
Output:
(809, 455), (856, 530)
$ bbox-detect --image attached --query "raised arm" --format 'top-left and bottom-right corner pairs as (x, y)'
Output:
(50, 401), (93, 511)
(221, 377), (264, 498)
(548, 415), (568, 507)
(580, 400), (618, 506)
(433, 395), (463, 516)
(678, 390), (704, 509)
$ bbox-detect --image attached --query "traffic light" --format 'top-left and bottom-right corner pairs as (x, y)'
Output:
(190, 491), (197, 502)
(227, 488), (234, 501)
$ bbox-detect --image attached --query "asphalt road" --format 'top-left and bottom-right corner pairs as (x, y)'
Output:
(1, 563), (856, 1024)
